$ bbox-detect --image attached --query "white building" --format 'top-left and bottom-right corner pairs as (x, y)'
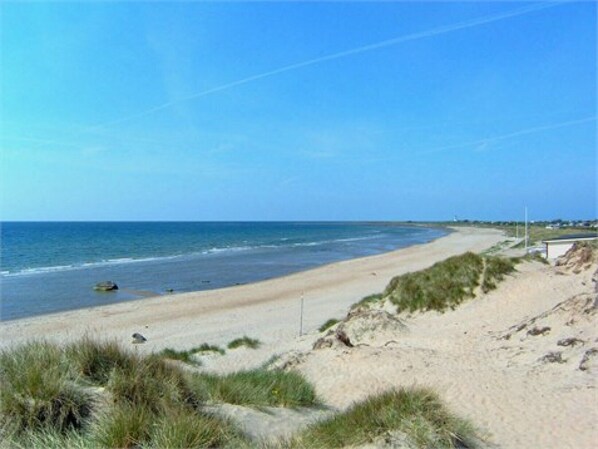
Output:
(543, 234), (598, 259)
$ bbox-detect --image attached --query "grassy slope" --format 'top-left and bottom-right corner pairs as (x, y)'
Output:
(352, 252), (517, 313)
(0, 339), (314, 448)
(1, 338), (480, 449)
(287, 388), (478, 449)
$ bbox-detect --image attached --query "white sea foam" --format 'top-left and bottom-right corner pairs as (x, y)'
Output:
(1, 233), (385, 278)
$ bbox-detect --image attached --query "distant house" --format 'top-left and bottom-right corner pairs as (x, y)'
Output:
(543, 234), (598, 259)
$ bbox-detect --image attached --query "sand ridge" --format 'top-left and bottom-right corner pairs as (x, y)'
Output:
(277, 248), (598, 449)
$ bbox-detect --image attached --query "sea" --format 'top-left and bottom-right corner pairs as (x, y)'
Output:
(0, 222), (448, 321)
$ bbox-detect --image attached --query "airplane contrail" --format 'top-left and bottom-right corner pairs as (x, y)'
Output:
(93, 1), (565, 129)
(419, 116), (597, 155)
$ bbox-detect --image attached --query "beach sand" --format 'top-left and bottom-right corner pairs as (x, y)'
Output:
(2, 226), (596, 448)
(291, 253), (598, 449)
(0, 226), (502, 351)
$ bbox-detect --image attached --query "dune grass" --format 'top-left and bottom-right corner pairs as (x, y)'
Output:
(107, 354), (196, 413)
(481, 256), (517, 293)
(0, 427), (93, 449)
(348, 253), (518, 313)
(288, 388), (478, 449)
(0, 341), (92, 434)
(194, 343), (226, 355)
(0, 339), (254, 448)
(159, 347), (202, 365)
(384, 252), (516, 312)
(228, 336), (261, 350)
(148, 406), (240, 448)
(189, 369), (318, 408)
(351, 293), (383, 310)
(66, 337), (137, 384)
(0, 338), (325, 448)
(318, 318), (340, 332)
(92, 402), (154, 448)
(159, 343), (226, 365)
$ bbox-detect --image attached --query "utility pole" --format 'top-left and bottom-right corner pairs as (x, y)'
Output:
(524, 206), (528, 253)
(299, 292), (304, 337)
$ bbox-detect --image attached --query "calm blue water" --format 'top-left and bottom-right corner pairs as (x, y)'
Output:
(0, 222), (447, 320)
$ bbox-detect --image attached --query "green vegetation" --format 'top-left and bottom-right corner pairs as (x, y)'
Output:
(159, 343), (226, 365)
(481, 256), (517, 293)
(194, 343), (226, 355)
(67, 337), (137, 384)
(93, 402), (154, 448)
(190, 369), (318, 408)
(106, 354), (194, 413)
(159, 347), (202, 365)
(385, 252), (516, 312)
(1, 339), (315, 448)
(0, 341), (92, 434)
(504, 224), (588, 246)
(350, 252), (518, 313)
(288, 388), (477, 448)
(318, 318), (340, 332)
(481, 240), (512, 255)
(351, 293), (383, 310)
(0, 427), (92, 449)
(228, 336), (261, 350)
(148, 407), (237, 449)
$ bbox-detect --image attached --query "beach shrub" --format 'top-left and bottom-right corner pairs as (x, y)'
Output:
(290, 388), (478, 448)
(319, 318), (340, 332)
(189, 369), (318, 408)
(0, 341), (92, 433)
(228, 336), (261, 350)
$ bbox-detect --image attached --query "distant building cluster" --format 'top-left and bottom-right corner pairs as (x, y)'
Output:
(452, 219), (598, 229)
(542, 219), (598, 229)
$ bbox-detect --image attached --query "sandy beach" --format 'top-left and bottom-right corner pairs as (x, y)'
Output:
(2, 226), (596, 449)
(0, 226), (502, 351)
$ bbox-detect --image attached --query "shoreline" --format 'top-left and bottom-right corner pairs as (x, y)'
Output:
(1, 222), (447, 321)
(0, 226), (503, 350)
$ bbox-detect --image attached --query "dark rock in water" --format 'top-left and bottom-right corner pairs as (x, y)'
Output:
(132, 333), (147, 344)
(94, 281), (118, 292)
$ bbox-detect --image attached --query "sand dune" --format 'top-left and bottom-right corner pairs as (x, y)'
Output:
(274, 244), (598, 448)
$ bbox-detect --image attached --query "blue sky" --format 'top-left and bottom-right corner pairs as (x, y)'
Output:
(1, 1), (595, 221)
